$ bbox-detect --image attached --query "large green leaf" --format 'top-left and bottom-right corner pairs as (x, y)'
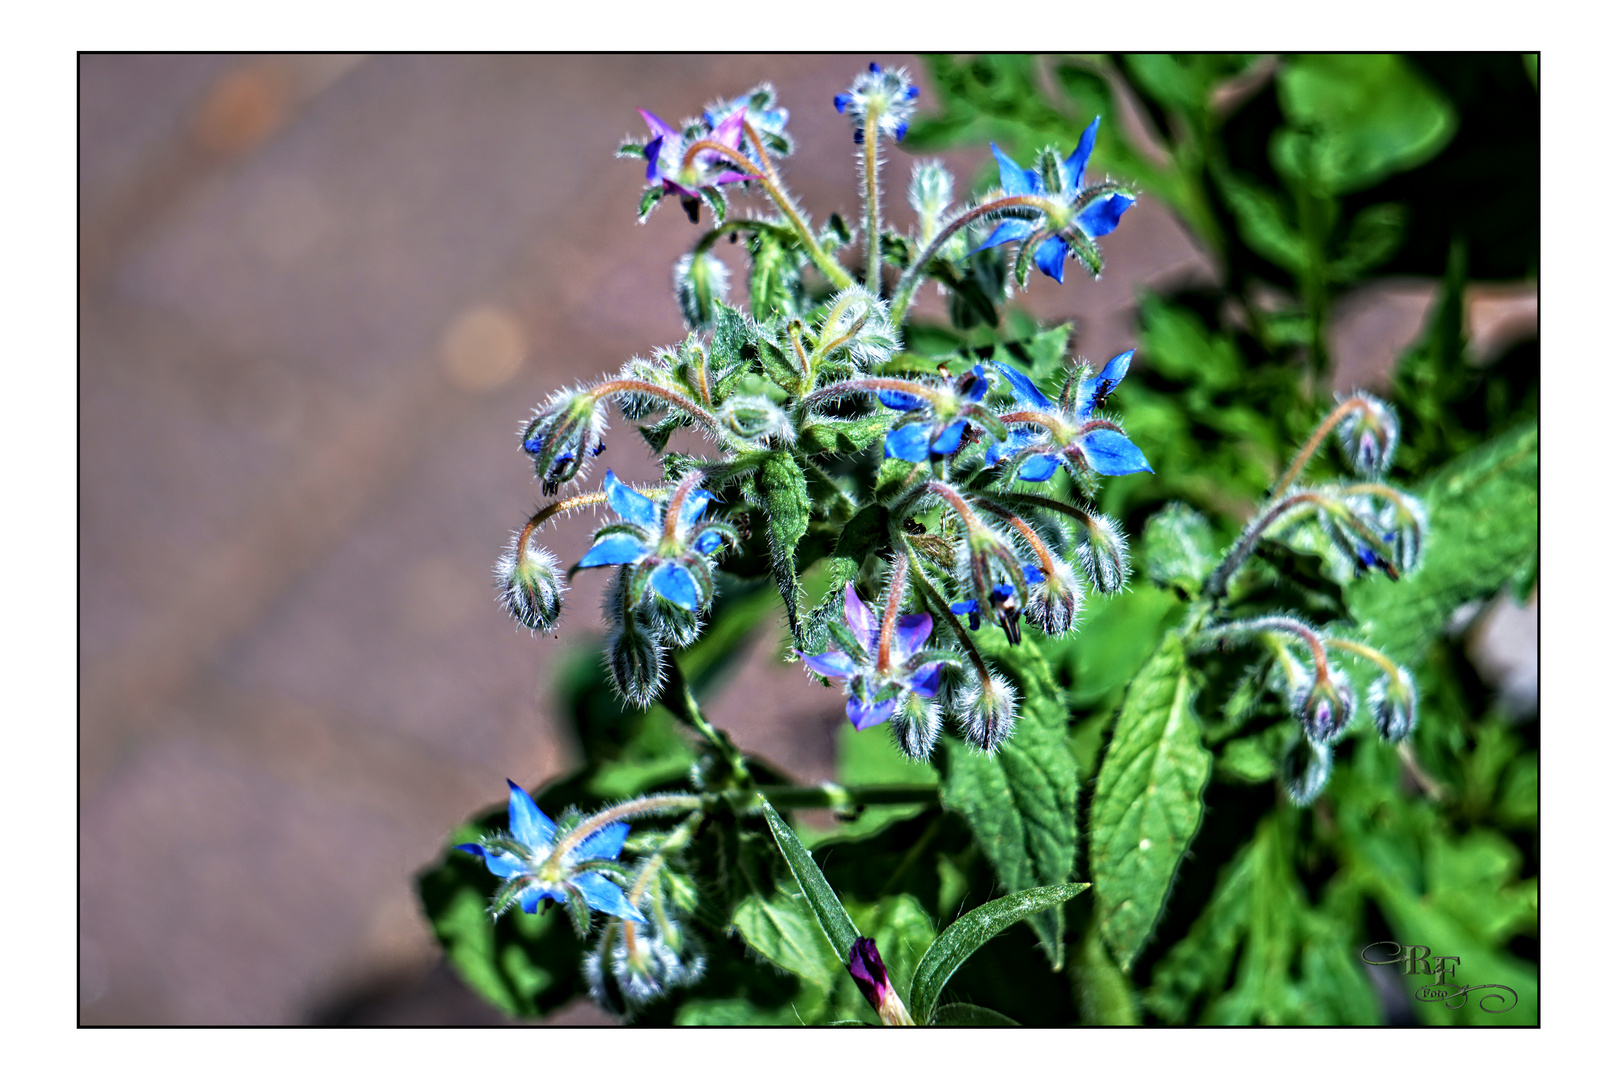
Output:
(908, 883), (1089, 1025)
(759, 798), (859, 963)
(1273, 54), (1457, 194)
(755, 451), (811, 640)
(731, 888), (844, 992)
(1090, 633), (1212, 970)
(940, 640), (1079, 967)
(1350, 422), (1538, 666)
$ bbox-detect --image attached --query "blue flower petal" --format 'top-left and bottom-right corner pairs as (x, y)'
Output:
(893, 122), (908, 142)
(842, 584), (878, 653)
(578, 533), (651, 568)
(884, 423), (932, 462)
(970, 219), (1034, 255)
(1034, 236), (1068, 282)
(1081, 428), (1153, 475)
(572, 821), (631, 862)
(1065, 116), (1101, 192)
(1022, 562), (1046, 585)
(958, 364), (990, 403)
(951, 599), (980, 615)
(847, 694), (899, 732)
(506, 780), (557, 848)
(459, 842), (523, 877)
(604, 470), (661, 531)
(990, 583), (1015, 604)
(677, 488), (716, 532)
(929, 419), (968, 456)
(891, 613), (932, 660)
(834, 93), (852, 114)
(643, 136), (664, 182)
(573, 871), (648, 922)
(694, 529), (723, 555)
(908, 661), (944, 698)
(877, 389), (930, 412)
(649, 562), (702, 610)
(519, 885), (545, 914)
(1096, 348), (1134, 387)
(638, 109), (678, 140)
(1018, 453), (1061, 482)
(992, 362), (1053, 410)
(1076, 192), (1135, 239)
(990, 144), (1034, 197)
(798, 648), (858, 680)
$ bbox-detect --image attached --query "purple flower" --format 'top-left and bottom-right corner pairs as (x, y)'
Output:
(456, 781), (645, 924)
(848, 938), (914, 1025)
(797, 584), (955, 731)
(972, 118), (1135, 283)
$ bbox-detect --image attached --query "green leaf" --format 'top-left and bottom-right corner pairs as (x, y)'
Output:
(1273, 54), (1457, 194)
(749, 231), (805, 319)
(732, 888), (844, 991)
(1090, 632), (1212, 971)
(1329, 202), (1406, 281)
(636, 185), (662, 222)
(1142, 831), (1258, 1023)
(907, 883), (1089, 1025)
(756, 451), (810, 640)
(940, 640), (1079, 966)
(1142, 502), (1219, 596)
(798, 413), (890, 456)
(1350, 422), (1538, 666)
(933, 1002), (1019, 1026)
(758, 798), (859, 963)
(1214, 170), (1307, 274)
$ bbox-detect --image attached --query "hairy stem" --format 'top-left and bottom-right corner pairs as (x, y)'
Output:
(661, 658), (750, 784)
(861, 108), (884, 294)
(1272, 395), (1379, 495)
(889, 194), (1052, 324)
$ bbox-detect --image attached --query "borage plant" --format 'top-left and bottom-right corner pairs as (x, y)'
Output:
(416, 59), (1514, 1027)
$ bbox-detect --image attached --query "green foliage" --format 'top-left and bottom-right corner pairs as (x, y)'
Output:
(939, 641), (1078, 966)
(1089, 633), (1212, 971)
(908, 883), (1089, 1024)
(1351, 422), (1538, 666)
(755, 451), (811, 639)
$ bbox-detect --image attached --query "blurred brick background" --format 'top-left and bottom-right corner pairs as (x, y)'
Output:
(78, 54), (1534, 1025)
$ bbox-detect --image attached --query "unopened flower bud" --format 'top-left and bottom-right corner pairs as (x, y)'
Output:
(603, 570), (665, 709)
(495, 532), (567, 632)
(521, 387), (609, 495)
(908, 159), (955, 246)
(1336, 394), (1399, 476)
(848, 937), (915, 1025)
(1078, 512), (1131, 594)
(954, 672), (1019, 754)
(891, 691), (943, 762)
(1296, 670), (1355, 745)
(586, 915), (706, 1017)
(673, 251), (730, 330)
(1282, 738), (1333, 806)
(1025, 559), (1085, 636)
(717, 394), (793, 444)
(1369, 668), (1418, 742)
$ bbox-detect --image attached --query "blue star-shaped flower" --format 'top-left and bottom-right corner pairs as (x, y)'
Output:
(972, 117), (1136, 283)
(457, 781), (646, 923)
(576, 471), (734, 611)
(881, 364), (994, 463)
(798, 585), (953, 730)
(986, 352), (1151, 480)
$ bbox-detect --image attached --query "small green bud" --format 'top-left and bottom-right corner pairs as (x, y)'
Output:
(891, 691), (943, 762)
(1370, 668), (1418, 742)
(953, 671), (1018, 754)
(674, 251), (730, 330)
(495, 533), (566, 632)
(1282, 737), (1332, 806)
(1079, 512), (1131, 594)
(1296, 669), (1355, 745)
(1336, 394), (1399, 475)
